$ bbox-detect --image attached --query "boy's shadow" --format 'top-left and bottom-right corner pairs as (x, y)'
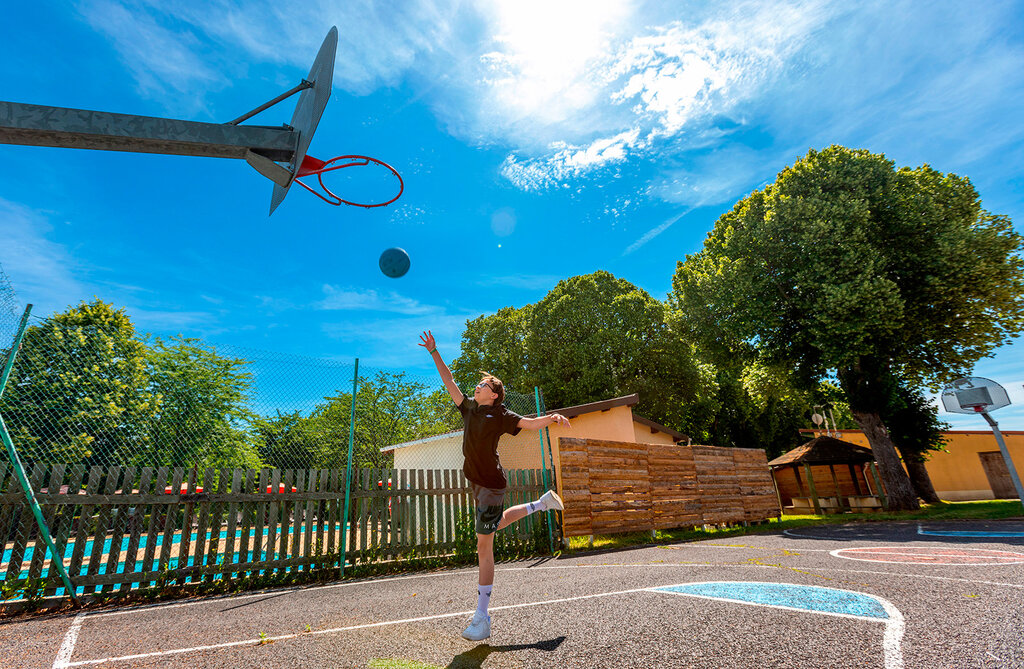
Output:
(447, 636), (566, 669)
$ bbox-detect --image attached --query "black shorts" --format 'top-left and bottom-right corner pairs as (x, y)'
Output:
(471, 483), (506, 535)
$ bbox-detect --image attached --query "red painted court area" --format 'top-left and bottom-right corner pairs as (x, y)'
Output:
(831, 546), (1024, 565)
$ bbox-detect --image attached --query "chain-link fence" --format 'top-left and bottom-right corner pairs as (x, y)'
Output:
(1, 310), (548, 474)
(0, 294), (557, 603)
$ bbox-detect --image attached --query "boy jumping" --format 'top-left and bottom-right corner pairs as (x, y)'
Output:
(419, 330), (568, 641)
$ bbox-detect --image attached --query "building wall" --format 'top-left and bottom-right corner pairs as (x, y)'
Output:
(392, 405), (672, 479)
(810, 430), (1024, 501)
(633, 422), (678, 445)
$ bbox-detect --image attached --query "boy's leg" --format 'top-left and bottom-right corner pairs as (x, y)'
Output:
(477, 531), (495, 585)
(463, 484), (504, 641)
(496, 490), (563, 531)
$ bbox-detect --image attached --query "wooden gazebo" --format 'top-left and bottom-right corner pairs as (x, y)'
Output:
(768, 436), (886, 514)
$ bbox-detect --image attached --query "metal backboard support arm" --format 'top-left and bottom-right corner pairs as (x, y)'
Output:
(0, 101), (297, 160)
(980, 411), (1024, 509)
(0, 305), (80, 603)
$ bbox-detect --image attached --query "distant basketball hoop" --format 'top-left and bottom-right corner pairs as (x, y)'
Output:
(940, 377), (1011, 414)
(941, 376), (1023, 507)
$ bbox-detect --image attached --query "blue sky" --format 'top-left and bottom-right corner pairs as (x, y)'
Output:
(2, 0), (1023, 429)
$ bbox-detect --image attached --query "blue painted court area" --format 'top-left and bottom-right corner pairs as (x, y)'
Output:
(917, 524), (1024, 538)
(651, 581), (890, 620)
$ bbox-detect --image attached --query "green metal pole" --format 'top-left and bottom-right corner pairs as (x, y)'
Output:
(339, 358), (359, 577)
(0, 305), (79, 603)
(534, 387), (554, 553)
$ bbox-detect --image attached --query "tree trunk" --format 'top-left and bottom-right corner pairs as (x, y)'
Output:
(897, 447), (942, 504)
(850, 410), (920, 511)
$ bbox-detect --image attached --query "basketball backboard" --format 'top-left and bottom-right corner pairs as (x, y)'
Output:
(940, 377), (1011, 414)
(268, 27), (337, 215)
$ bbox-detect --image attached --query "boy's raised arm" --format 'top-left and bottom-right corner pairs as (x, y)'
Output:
(419, 330), (464, 406)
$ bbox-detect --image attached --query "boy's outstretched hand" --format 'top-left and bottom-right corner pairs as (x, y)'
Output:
(419, 330), (436, 353)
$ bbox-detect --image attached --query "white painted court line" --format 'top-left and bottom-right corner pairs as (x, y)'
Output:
(52, 612), (86, 669)
(87, 568), (474, 619)
(782, 528), (888, 539)
(63, 586), (656, 667)
(796, 566), (1024, 589)
(671, 543), (833, 552)
(830, 547), (1024, 565)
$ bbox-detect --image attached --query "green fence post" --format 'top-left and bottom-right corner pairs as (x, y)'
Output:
(339, 358), (359, 577)
(534, 387), (554, 553)
(0, 305), (79, 603)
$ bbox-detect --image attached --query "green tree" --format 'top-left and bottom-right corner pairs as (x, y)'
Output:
(878, 380), (949, 504)
(253, 411), (321, 470)
(671, 146), (1024, 510)
(0, 299), (157, 466)
(256, 372), (462, 471)
(452, 305), (535, 393)
(144, 336), (261, 470)
(456, 272), (717, 437)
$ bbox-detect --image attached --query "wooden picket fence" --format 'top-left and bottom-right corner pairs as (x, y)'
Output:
(0, 463), (547, 598)
(558, 438), (780, 537)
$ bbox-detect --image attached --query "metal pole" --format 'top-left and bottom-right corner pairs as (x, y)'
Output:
(980, 411), (1024, 509)
(534, 387), (554, 553)
(339, 358), (359, 576)
(0, 305), (79, 603)
(227, 80), (314, 125)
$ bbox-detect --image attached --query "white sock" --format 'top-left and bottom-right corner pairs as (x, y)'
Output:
(477, 585), (492, 616)
(526, 500), (541, 514)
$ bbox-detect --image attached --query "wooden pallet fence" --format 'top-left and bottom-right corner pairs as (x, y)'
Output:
(0, 465), (548, 597)
(556, 438), (778, 537)
(732, 448), (781, 521)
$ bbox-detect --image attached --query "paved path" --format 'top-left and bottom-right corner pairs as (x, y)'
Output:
(3, 520), (1023, 668)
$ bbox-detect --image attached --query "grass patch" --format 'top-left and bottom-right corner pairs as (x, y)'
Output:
(563, 499), (1023, 554)
(368, 659), (444, 669)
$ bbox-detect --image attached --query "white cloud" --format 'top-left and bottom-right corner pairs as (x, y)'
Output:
(477, 274), (561, 291)
(76, 1), (1024, 214)
(77, 0), (227, 107)
(316, 284), (438, 316)
(321, 311), (470, 369)
(623, 208), (692, 256)
(488, 2), (831, 188)
(123, 307), (215, 332)
(0, 199), (83, 318)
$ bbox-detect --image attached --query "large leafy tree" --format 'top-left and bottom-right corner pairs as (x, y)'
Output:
(143, 336), (261, 470)
(452, 305), (535, 393)
(671, 146), (1024, 510)
(0, 300), (157, 466)
(454, 271), (716, 437)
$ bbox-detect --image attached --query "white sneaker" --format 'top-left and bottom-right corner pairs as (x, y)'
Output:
(538, 490), (564, 511)
(462, 611), (491, 641)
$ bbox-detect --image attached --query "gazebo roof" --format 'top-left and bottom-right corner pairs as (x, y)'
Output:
(768, 435), (875, 467)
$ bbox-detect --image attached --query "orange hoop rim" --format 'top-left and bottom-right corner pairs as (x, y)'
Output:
(295, 154), (404, 208)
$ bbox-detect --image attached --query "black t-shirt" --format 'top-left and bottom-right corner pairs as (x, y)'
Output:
(458, 396), (523, 489)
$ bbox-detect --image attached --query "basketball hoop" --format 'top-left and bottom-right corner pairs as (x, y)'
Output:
(940, 377), (1010, 414)
(295, 154), (404, 208)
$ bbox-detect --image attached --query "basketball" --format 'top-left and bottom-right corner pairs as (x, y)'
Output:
(379, 247), (411, 278)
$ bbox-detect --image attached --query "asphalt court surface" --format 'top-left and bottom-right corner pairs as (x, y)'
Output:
(3, 520), (1023, 669)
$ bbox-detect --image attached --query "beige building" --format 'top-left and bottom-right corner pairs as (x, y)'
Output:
(803, 429), (1024, 501)
(382, 394), (686, 475)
